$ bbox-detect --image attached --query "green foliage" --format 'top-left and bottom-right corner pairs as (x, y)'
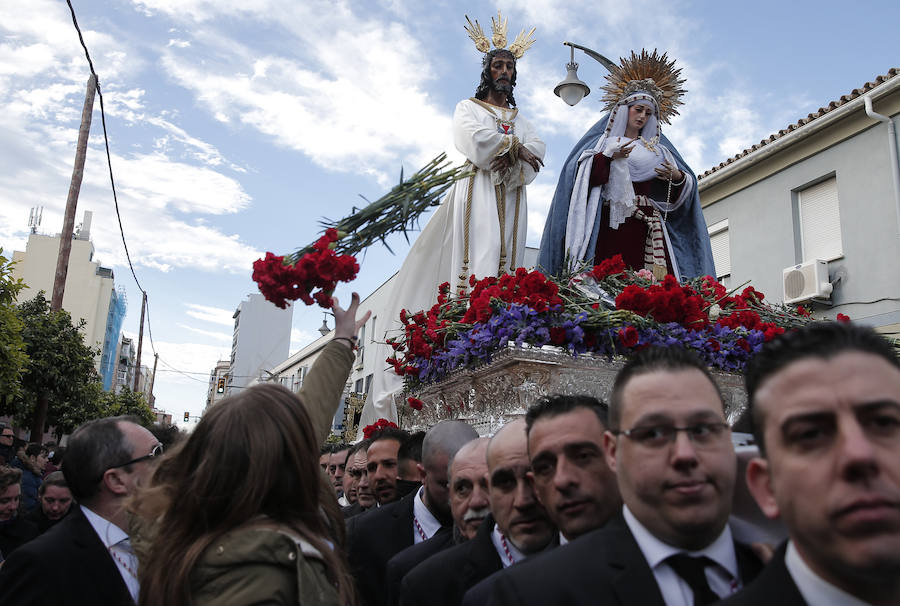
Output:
(0, 249), (28, 401)
(99, 387), (156, 427)
(1, 290), (157, 436)
(5, 292), (101, 433)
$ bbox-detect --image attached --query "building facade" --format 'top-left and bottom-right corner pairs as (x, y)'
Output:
(699, 68), (900, 337)
(228, 293), (293, 395)
(11, 211), (126, 388)
(205, 359), (230, 411)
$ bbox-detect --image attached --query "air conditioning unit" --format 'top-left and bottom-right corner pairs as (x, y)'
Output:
(783, 259), (833, 305)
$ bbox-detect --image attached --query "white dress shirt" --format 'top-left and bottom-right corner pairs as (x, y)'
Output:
(785, 541), (871, 605)
(623, 505), (741, 606)
(81, 505), (140, 603)
(412, 486), (442, 544)
(490, 524), (526, 567)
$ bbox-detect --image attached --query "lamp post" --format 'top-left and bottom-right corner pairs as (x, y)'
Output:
(553, 42), (616, 107)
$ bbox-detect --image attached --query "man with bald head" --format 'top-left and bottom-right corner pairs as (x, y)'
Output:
(402, 420), (555, 606)
(386, 437), (490, 606)
(348, 420), (479, 606)
(0, 416), (162, 605)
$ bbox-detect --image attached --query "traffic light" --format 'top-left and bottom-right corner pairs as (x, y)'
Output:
(216, 377), (225, 394)
(184, 411), (190, 422)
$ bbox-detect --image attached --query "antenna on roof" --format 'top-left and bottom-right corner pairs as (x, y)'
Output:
(28, 206), (43, 233)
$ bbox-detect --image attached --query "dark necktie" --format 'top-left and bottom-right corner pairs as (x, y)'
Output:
(665, 553), (721, 606)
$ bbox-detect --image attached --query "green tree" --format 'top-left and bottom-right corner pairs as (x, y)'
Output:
(6, 292), (101, 436)
(0, 249), (28, 406)
(99, 387), (156, 427)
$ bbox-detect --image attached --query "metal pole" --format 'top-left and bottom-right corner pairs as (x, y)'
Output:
(32, 74), (96, 442)
(51, 74), (96, 312)
(133, 291), (146, 392)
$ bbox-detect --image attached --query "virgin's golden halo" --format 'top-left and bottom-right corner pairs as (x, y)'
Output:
(464, 11), (536, 59)
(600, 49), (687, 124)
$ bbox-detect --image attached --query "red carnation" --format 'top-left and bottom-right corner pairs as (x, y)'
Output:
(836, 313), (851, 323)
(618, 325), (639, 348)
(589, 255), (626, 281)
(407, 397), (424, 411)
(549, 327), (567, 345)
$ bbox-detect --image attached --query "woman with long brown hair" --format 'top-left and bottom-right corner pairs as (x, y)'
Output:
(134, 294), (369, 605)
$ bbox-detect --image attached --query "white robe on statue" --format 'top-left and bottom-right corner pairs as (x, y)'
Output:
(357, 98), (545, 437)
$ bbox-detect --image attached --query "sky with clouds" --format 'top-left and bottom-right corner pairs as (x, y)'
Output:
(2, 0), (897, 427)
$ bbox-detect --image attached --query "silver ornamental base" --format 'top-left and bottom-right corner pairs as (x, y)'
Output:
(401, 344), (747, 435)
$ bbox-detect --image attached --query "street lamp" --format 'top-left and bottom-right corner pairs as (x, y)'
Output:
(318, 313), (330, 336)
(554, 42), (616, 107)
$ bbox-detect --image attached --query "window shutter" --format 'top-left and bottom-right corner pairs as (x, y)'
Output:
(799, 178), (843, 261)
(707, 220), (730, 278)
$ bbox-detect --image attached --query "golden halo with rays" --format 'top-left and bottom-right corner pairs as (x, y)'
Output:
(464, 11), (536, 59)
(600, 49), (686, 124)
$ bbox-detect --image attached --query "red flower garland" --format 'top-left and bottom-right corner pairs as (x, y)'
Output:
(252, 228), (359, 309)
(362, 418), (399, 440)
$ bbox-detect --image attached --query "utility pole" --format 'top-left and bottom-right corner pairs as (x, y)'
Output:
(133, 291), (146, 392)
(148, 352), (159, 406)
(51, 74), (96, 312)
(31, 74), (96, 441)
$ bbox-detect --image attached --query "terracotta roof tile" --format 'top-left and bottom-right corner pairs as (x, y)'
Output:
(699, 67), (900, 180)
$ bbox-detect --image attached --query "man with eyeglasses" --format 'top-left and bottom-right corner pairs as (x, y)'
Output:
(0, 416), (161, 605)
(720, 322), (900, 606)
(485, 347), (763, 606)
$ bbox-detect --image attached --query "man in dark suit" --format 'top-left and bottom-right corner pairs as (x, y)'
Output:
(0, 416), (161, 605)
(348, 421), (478, 606)
(366, 426), (411, 506)
(525, 394), (621, 542)
(343, 440), (376, 518)
(485, 347), (763, 606)
(460, 395), (625, 606)
(400, 420), (556, 606)
(720, 322), (900, 606)
(385, 437), (489, 606)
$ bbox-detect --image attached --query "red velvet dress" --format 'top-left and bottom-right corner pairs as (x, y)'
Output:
(589, 153), (685, 273)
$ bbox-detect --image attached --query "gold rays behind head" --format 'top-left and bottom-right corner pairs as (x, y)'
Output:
(600, 49), (686, 123)
(465, 11), (536, 59)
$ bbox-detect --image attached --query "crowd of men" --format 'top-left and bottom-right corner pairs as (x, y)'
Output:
(336, 321), (900, 606)
(0, 321), (896, 605)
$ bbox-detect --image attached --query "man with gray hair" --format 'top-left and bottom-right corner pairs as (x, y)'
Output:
(386, 437), (490, 606)
(348, 420), (479, 606)
(406, 420), (556, 606)
(0, 416), (161, 605)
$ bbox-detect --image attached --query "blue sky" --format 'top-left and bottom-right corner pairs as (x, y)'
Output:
(2, 0), (897, 427)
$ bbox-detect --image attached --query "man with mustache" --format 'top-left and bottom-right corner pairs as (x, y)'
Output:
(385, 437), (489, 606)
(485, 347), (763, 605)
(347, 421), (477, 606)
(720, 322), (900, 606)
(401, 420), (555, 606)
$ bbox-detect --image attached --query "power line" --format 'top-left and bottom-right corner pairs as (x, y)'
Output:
(64, 2), (247, 392)
(66, 0), (145, 298)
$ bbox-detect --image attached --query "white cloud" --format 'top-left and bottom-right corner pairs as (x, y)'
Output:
(140, 3), (455, 182)
(177, 323), (233, 342)
(184, 303), (236, 327)
(290, 327), (318, 352)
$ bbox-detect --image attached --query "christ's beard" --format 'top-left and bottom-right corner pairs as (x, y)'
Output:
(493, 79), (513, 95)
